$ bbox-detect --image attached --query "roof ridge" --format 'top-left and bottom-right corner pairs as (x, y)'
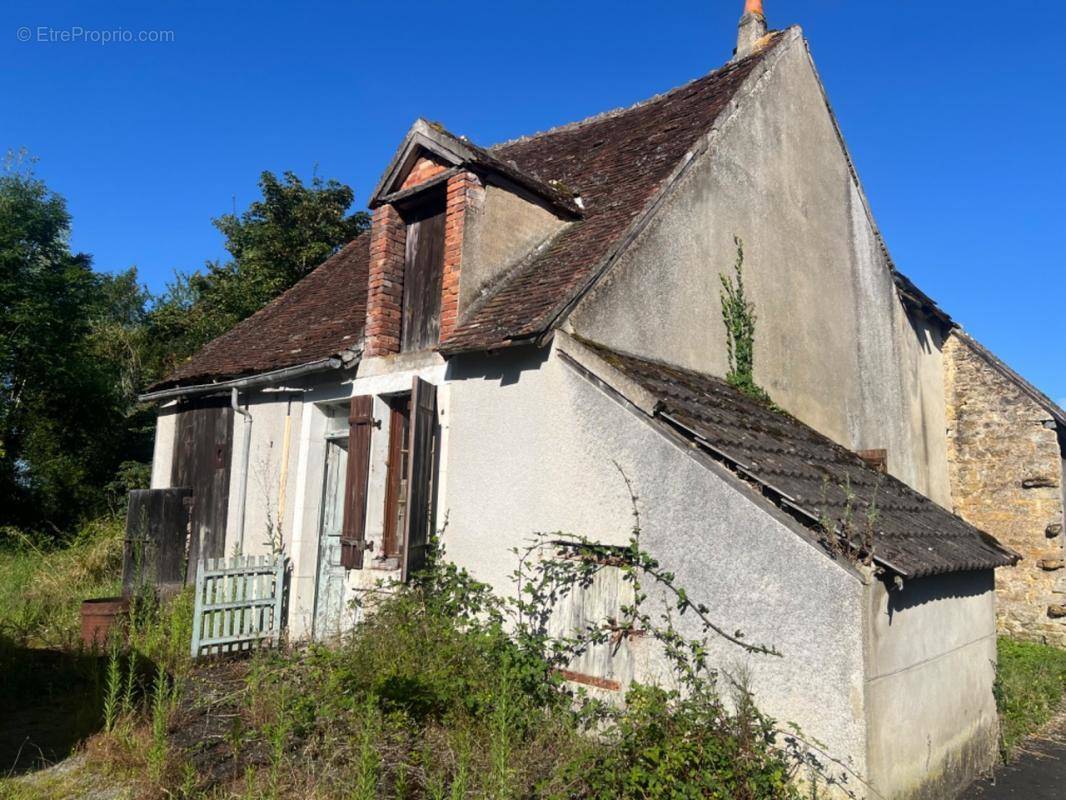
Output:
(956, 330), (1066, 425)
(488, 38), (780, 152)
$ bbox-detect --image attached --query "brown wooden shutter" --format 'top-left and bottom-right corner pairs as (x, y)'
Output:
(340, 395), (374, 569)
(401, 377), (437, 582)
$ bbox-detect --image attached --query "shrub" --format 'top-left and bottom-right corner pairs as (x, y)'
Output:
(230, 538), (802, 800)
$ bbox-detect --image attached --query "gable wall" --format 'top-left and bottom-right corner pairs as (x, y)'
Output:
(401, 154), (449, 190)
(568, 32), (951, 506)
(441, 345), (869, 786)
(944, 332), (1066, 645)
(864, 571), (998, 798)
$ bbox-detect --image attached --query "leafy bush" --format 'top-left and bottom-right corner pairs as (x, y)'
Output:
(227, 538), (803, 800)
(995, 636), (1066, 758)
(15, 520), (836, 798)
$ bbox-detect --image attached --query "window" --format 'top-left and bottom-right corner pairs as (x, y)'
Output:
(381, 394), (411, 558)
(400, 190), (446, 352)
(336, 378), (438, 580)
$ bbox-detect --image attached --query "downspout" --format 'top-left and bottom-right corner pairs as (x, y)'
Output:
(231, 387), (253, 555)
(276, 396), (294, 548)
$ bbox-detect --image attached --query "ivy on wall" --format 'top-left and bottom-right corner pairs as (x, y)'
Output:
(719, 236), (770, 403)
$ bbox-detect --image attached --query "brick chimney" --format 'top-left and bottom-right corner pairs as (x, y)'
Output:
(735, 0), (767, 60)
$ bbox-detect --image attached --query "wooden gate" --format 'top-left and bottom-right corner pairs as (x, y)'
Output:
(190, 555), (286, 658)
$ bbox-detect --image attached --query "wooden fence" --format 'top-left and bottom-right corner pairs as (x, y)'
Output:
(190, 555), (287, 658)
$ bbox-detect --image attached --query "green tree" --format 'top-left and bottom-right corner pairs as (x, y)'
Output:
(149, 170), (369, 374)
(0, 152), (148, 531)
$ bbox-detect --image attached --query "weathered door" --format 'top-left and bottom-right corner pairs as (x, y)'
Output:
(400, 193), (446, 352)
(313, 437), (349, 639)
(171, 396), (233, 577)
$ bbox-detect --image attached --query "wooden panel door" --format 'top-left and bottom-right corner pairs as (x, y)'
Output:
(314, 437), (349, 639)
(171, 396), (233, 576)
(400, 193), (446, 352)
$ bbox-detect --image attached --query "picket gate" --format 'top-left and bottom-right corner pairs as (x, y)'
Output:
(191, 554), (286, 658)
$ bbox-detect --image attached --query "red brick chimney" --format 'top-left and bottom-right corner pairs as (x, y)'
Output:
(736, 0), (767, 60)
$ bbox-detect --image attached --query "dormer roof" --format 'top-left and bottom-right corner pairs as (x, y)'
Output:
(370, 118), (584, 218)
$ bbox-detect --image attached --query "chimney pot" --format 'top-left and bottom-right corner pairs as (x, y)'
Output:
(735, 0), (768, 60)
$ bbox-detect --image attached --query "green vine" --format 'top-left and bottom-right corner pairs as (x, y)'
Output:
(720, 236), (771, 403)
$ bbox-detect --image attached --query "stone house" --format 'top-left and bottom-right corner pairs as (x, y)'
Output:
(944, 330), (1066, 645)
(142, 5), (1022, 798)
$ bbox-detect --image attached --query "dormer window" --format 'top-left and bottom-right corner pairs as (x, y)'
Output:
(399, 189), (446, 352)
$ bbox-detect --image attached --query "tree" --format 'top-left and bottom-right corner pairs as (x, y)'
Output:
(0, 152), (147, 531)
(149, 170), (369, 374)
(1, 158), (369, 536)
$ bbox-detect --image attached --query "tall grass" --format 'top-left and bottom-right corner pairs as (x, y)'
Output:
(0, 517), (123, 650)
(995, 637), (1066, 758)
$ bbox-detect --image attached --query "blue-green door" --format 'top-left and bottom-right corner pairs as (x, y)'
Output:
(313, 438), (348, 639)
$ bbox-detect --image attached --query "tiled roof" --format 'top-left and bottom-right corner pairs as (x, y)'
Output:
(582, 342), (1019, 579)
(151, 233), (370, 390)
(156, 38), (782, 387)
(440, 36), (784, 352)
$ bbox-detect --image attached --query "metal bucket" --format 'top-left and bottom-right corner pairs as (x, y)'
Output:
(79, 597), (130, 650)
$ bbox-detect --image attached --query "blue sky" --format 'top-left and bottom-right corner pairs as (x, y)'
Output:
(2, 1), (1064, 403)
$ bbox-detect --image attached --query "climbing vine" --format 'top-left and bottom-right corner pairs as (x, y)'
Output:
(720, 236), (771, 403)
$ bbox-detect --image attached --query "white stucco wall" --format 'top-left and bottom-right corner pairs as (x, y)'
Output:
(567, 29), (951, 507)
(225, 391), (308, 560)
(863, 571), (999, 799)
(147, 341), (998, 798)
(441, 345), (870, 781)
(150, 403), (177, 489)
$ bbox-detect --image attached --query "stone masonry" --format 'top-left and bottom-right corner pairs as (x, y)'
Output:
(944, 332), (1066, 645)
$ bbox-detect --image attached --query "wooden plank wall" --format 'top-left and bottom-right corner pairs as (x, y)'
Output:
(123, 488), (193, 594)
(171, 396), (234, 575)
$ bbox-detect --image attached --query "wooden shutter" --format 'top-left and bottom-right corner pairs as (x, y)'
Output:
(401, 377), (437, 582)
(340, 395), (374, 569)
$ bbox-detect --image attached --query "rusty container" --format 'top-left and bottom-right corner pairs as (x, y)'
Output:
(79, 597), (130, 650)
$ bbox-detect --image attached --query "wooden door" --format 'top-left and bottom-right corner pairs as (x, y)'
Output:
(171, 396), (233, 576)
(313, 437), (349, 639)
(400, 193), (446, 352)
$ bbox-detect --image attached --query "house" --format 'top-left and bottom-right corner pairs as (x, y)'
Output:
(142, 5), (1023, 798)
(944, 330), (1066, 644)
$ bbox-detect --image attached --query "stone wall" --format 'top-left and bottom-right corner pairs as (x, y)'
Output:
(944, 333), (1066, 645)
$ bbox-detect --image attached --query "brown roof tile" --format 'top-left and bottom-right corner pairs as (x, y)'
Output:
(152, 232), (370, 389)
(159, 36), (781, 384)
(440, 37), (784, 352)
